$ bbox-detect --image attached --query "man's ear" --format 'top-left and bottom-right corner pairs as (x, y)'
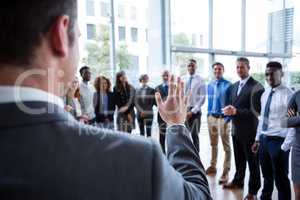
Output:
(49, 15), (70, 57)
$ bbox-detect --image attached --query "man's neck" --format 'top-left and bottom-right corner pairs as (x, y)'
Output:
(0, 66), (59, 96)
(271, 83), (281, 89)
(240, 75), (249, 81)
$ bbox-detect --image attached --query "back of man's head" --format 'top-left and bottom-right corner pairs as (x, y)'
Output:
(0, 0), (77, 66)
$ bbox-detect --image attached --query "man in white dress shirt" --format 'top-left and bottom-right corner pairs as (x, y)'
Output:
(79, 66), (95, 122)
(182, 59), (206, 152)
(252, 61), (294, 200)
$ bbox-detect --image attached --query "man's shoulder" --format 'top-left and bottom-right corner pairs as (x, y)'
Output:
(62, 121), (157, 156)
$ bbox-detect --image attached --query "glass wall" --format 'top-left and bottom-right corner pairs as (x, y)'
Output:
(170, 0), (209, 48)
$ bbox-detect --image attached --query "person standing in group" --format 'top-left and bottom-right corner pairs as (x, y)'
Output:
(283, 82), (300, 200)
(251, 61), (294, 200)
(155, 70), (170, 153)
(79, 66), (95, 124)
(114, 71), (136, 133)
(64, 77), (89, 123)
(135, 74), (156, 137)
(93, 76), (116, 129)
(223, 57), (264, 200)
(182, 59), (206, 152)
(206, 62), (232, 185)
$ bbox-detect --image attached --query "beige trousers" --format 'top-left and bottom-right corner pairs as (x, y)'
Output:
(207, 116), (231, 171)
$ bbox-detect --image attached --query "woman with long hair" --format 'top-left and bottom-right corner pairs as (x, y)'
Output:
(113, 71), (136, 133)
(65, 77), (89, 123)
(93, 76), (116, 129)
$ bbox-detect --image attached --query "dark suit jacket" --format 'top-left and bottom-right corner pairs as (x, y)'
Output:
(228, 77), (264, 139)
(155, 84), (168, 124)
(93, 91), (116, 122)
(287, 90), (300, 144)
(134, 86), (156, 118)
(0, 101), (211, 200)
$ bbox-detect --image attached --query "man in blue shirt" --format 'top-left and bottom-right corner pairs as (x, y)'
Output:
(206, 62), (232, 184)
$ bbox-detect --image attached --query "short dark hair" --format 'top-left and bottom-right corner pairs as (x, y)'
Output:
(236, 57), (250, 66)
(266, 61), (282, 70)
(0, 0), (77, 66)
(189, 59), (197, 64)
(212, 62), (224, 69)
(139, 74), (149, 82)
(79, 66), (90, 76)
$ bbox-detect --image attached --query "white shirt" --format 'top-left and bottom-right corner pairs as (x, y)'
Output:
(79, 82), (95, 119)
(0, 86), (64, 108)
(255, 84), (295, 151)
(182, 74), (206, 113)
(237, 76), (251, 95)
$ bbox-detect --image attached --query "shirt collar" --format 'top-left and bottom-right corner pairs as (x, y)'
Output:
(0, 86), (64, 108)
(239, 76), (250, 85)
(268, 84), (283, 93)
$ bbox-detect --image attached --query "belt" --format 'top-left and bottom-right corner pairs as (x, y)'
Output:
(209, 114), (224, 118)
(262, 135), (285, 141)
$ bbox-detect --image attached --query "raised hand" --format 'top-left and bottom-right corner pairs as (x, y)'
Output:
(155, 75), (188, 126)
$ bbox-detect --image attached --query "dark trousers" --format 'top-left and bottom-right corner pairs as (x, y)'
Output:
(137, 116), (153, 137)
(185, 112), (201, 152)
(158, 120), (166, 153)
(259, 135), (291, 200)
(232, 134), (261, 194)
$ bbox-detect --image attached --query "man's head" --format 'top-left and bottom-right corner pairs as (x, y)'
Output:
(265, 61), (283, 88)
(0, 0), (79, 96)
(212, 62), (224, 80)
(162, 70), (170, 83)
(139, 74), (149, 86)
(80, 66), (91, 82)
(187, 59), (197, 75)
(236, 57), (250, 80)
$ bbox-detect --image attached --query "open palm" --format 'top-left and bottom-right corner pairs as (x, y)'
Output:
(155, 75), (189, 126)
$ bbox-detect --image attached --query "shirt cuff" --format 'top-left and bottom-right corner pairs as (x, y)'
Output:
(281, 143), (291, 152)
(167, 123), (186, 129)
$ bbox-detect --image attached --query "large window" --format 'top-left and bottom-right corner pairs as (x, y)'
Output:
(100, 2), (110, 17)
(171, 53), (210, 79)
(131, 28), (138, 42)
(86, 0), (95, 16)
(118, 26), (126, 41)
(86, 24), (96, 40)
(213, 0), (241, 50)
(171, 0), (209, 48)
(118, 5), (125, 19)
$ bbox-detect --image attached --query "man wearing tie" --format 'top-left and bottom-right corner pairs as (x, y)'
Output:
(251, 62), (294, 200)
(155, 70), (170, 152)
(223, 57), (264, 200)
(182, 59), (206, 152)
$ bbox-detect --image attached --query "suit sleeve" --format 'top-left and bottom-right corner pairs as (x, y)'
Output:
(287, 92), (300, 128)
(235, 83), (264, 118)
(151, 125), (212, 200)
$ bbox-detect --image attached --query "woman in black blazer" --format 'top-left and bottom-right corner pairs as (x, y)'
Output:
(113, 71), (136, 133)
(93, 76), (116, 129)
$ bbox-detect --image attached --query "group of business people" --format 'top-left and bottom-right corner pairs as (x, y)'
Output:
(205, 57), (300, 200)
(64, 59), (206, 154)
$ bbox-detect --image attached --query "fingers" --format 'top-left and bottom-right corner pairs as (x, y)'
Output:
(168, 75), (176, 97)
(176, 77), (181, 97)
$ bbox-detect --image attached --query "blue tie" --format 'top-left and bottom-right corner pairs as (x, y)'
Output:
(163, 85), (168, 95)
(262, 90), (275, 131)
